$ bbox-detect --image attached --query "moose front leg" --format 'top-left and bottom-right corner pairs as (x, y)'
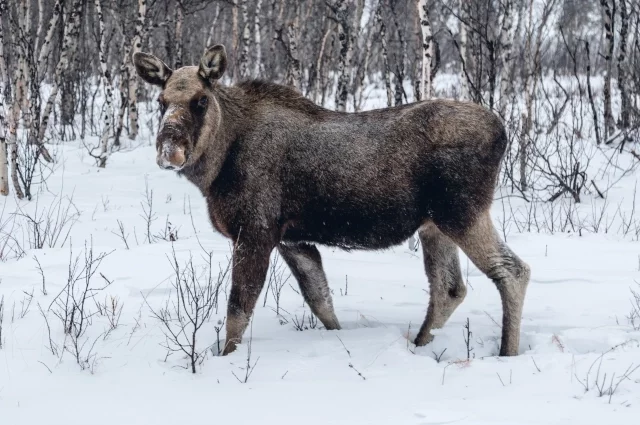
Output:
(222, 240), (273, 356)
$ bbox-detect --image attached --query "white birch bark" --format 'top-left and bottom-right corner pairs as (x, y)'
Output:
(375, 2), (392, 107)
(239, 0), (250, 79)
(205, 3), (222, 49)
(286, 19), (301, 89)
(95, 0), (113, 168)
(127, 0), (147, 140)
(232, 0), (239, 81)
(253, 0), (263, 77)
(328, 0), (352, 112)
(174, 2), (184, 68)
(315, 23), (332, 104)
(498, 0), (516, 115)
(38, 0), (83, 144)
(601, 0), (615, 141)
(418, 0), (432, 101)
(36, 0), (63, 75)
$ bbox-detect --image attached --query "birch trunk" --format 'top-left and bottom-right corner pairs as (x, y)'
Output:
(601, 0), (615, 142)
(314, 22), (331, 104)
(497, 0), (515, 115)
(239, 0), (250, 78)
(355, 6), (376, 110)
(38, 0), (83, 145)
(232, 0), (239, 81)
(36, 0), (63, 76)
(127, 0), (147, 140)
(205, 3), (222, 49)
(618, 0), (630, 133)
(95, 0), (113, 168)
(253, 0), (263, 77)
(174, 1), (184, 69)
(114, 38), (130, 148)
(328, 0), (351, 112)
(417, 0), (432, 101)
(286, 20), (301, 89)
(375, 2), (392, 107)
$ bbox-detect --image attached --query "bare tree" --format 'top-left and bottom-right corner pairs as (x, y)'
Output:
(127, 0), (148, 141)
(417, 0), (433, 101)
(253, 0), (264, 77)
(327, 0), (353, 111)
(600, 0), (616, 142)
(95, 0), (114, 168)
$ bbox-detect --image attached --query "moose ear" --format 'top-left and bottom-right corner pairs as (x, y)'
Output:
(133, 52), (173, 86)
(198, 45), (227, 82)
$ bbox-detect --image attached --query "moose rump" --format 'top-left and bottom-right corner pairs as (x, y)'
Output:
(133, 44), (530, 358)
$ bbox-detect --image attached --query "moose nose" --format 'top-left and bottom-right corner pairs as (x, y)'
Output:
(157, 143), (186, 170)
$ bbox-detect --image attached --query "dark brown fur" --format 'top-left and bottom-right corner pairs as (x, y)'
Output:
(134, 45), (530, 357)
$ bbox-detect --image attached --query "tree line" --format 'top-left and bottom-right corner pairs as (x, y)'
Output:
(0, 0), (639, 201)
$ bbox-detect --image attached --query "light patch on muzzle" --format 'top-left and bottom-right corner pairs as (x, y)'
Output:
(157, 104), (188, 170)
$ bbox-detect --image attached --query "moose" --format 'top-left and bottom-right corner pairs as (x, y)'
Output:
(133, 45), (530, 357)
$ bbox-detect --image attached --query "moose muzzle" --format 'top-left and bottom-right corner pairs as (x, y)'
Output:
(156, 106), (189, 170)
(157, 141), (186, 170)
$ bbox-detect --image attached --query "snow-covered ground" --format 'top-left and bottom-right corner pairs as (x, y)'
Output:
(1, 130), (640, 424)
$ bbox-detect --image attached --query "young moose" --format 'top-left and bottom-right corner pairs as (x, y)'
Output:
(134, 45), (530, 357)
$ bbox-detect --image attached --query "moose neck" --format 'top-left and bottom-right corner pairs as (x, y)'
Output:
(177, 84), (252, 195)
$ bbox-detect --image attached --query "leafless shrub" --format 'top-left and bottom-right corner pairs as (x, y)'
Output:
(147, 246), (230, 373)
(291, 310), (318, 331)
(19, 288), (34, 319)
(575, 340), (640, 403)
(263, 253), (291, 316)
(34, 255), (47, 295)
(232, 321), (260, 383)
(140, 178), (156, 244)
(463, 317), (474, 360)
(38, 303), (59, 356)
(47, 239), (114, 371)
(0, 201), (25, 261)
(154, 215), (179, 242)
(111, 219), (131, 249)
(96, 295), (124, 331)
(13, 194), (80, 250)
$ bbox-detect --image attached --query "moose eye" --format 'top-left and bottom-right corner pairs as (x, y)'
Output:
(197, 96), (208, 109)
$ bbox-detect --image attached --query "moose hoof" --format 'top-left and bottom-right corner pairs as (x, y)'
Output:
(414, 331), (434, 347)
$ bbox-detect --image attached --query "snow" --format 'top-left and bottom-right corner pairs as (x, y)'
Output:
(2, 129), (640, 424)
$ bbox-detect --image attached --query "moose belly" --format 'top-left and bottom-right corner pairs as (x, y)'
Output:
(281, 202), (422, 250)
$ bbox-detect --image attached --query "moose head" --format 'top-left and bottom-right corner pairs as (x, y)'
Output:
(133, 45), (227, 171)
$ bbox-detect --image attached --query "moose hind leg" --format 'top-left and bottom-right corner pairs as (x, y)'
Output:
(415, 222), (467, 347)
(277, 243), (341, 330)
(442, 212), (530, 356)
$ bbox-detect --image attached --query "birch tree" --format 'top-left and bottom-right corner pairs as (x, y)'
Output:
(375, 1), (393, 107)
(327, 0), (352, 112)
(128, 0), (147, 140)
(617, 0), (630, 135)
(239, 0), (251, 78)
(497, 0), (517, 115)
(417, 0), (433, 101)
(95, 0), (114, 168)
(174, 1), (185, 68)
(253, 0), (263, 77)
(38, 0), (83, 145)
(600, 0), (616, 142)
